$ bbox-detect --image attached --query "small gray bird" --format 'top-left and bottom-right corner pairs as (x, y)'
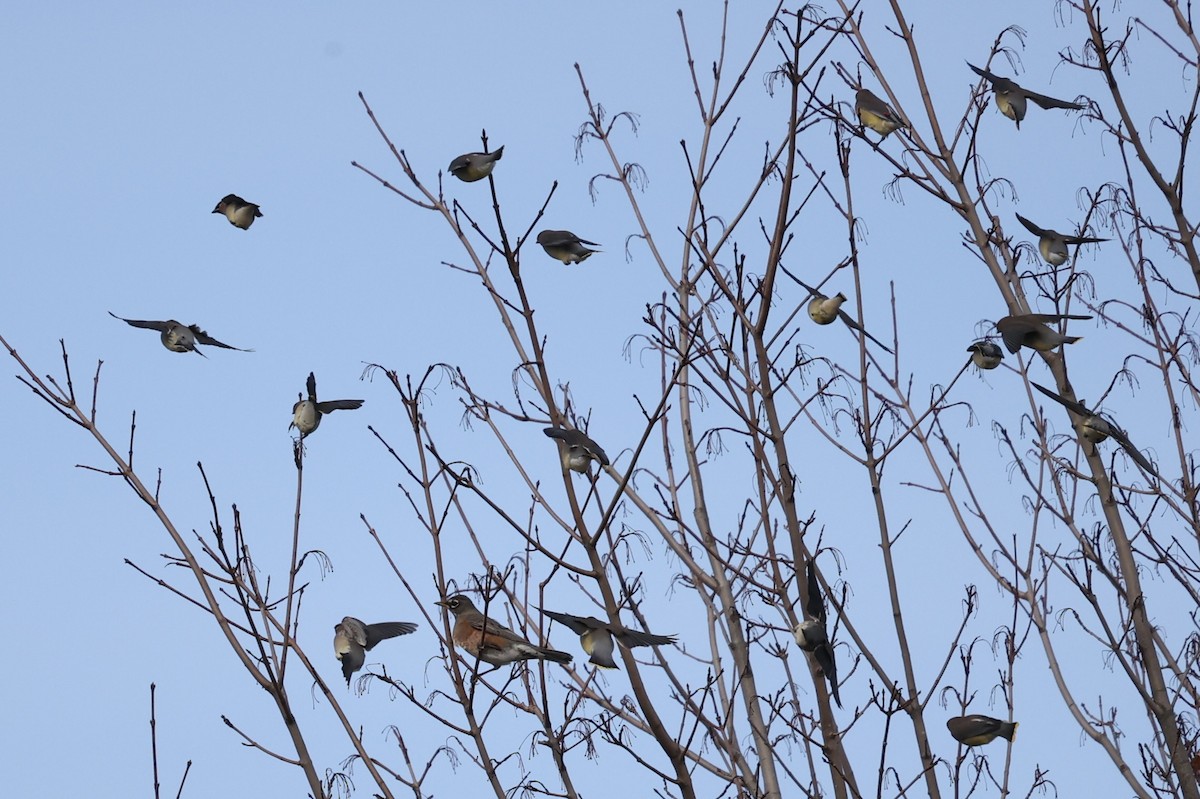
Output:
(967, 340), (1004, 370)
(541, 608), (676, 670)
(946, 714), (1018, 747)
(968, 63), (1084, 129)
(333, 616), (418, 686)
(109, 312), (251, 356)
(793, 560), (841, 708)
(855, 89), (905, 138)
(536, 230), (600, 264)
(212, 194), (263, 230)
(543, 427), (609, 474)
(995, 313), (1091, 354)
(449, 146), (504, 182)
(290, 372), (364, 438)
(1031, 382), (1154, 472)
(1015, 214), (1108, 266)
(796, 279), (893, 353)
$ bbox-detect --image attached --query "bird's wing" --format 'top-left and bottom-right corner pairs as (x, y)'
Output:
(813, 642), (841, 707)
(306, 372), (318, 402)
(190, 326), (250, 351)
(109, 312), (168, 332)
(1014, 214), (1049, 238)
(448, 154), (472, 172)
(615, 627), (677, 648)
(363, 621), (418, 649)
(541, 608), (594, 636)
(466, 611), (530, 644)
(1023, 313), (1093, 323)
(1062, 234), (1109, 245)
(995, 319), (1027, 353)
(544, 427), (609, 465)
(967, 62), (1002, 85)
(1031, 382), (1093, 417)
(1024, 89), (1085, 111)
(1108, 426), (1156, 474)
(316, 399), (365, 413)
(836, 310), (894, 353)
(804, 560), (826, 624)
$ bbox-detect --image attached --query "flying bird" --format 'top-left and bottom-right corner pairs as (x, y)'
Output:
(796, 279), (893, 353)
(541, 608), (676, 669)
(995, 313), (1091, 354)
(212, 193), (263, 230)
(854, 89), (905, 138)
(536, 230), (600, 264)
(543, 427), (609, 474)
(290, 372), (364, 438)
(793, 560), (841, 707)
(448, 146), (505, 182)
(1031, 382), (1154, 472)
(108, 312), (251, 356)
(1015, 213), (1108, 266)
(437, 594), (573, 668)
(967, 340), (1004, 370)
(946, 714), (1018, 747)
(968, 63), (1084, 129)
(333, 616), (418, 686)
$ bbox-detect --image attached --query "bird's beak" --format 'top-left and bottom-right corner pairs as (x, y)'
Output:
(435, 599), (449, 608)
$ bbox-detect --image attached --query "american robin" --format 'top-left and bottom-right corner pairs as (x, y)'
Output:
(212, 193), (263, 229)
(995, 313), (1091, 353)
(541, 608), (675, 669)
(543, 427), (609, 474)
(333, 616), (418, 685)
(946, 714), (1018, 746)
(290, 372), (365, 439)
(536, 230), (600, 264)
(793, 559), (841, 708)
(108, 312), (252, 356)
(448, 146), (504, 182)
(436, 594), (572, 667)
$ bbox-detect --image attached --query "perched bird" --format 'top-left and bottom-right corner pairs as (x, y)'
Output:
(995, 313), (1091, 354)
(855, 89), (905, 138)
(333, 616), (418, 686)
(436, 594), (573, 668)
(541, 608), (676, 669)
(793, 560), (841, 708)
(212, 194), (263, 230)
(967, 340), (1004, 370)
(796, 279), (893, 353)
(946, 714), (1018, 747)
(290, 372), (364, 438)
(108, 312), (251, 356)
(1015, 213), (1109, 266)
(1031, 382), (1154, 472)
(448, 146), (504, 182)
(543, 427), (609, 474)
(536, 230), (600, 264)
(968, 63), (1084, 129)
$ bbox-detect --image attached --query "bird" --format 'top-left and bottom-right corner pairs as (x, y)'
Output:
(448, 146), (504, 182)
(108, 312), (251, 356)
(543, 427), (609, 474)
(995, 313), (1091, 354)
(541, 608), (676, 669)
(212, 193), (263, 229)
(290, 372), (365, 438)
(536, 230), (600, 264)
(333, 616), (418, 686)
(968, 63), (1084, 129)
(793, 560), (841, 707)
(1015, 213), (1109, 266)
(967, 340), (1004, 370)
(1031, 382), (1154, 472)
(854, 89), (905, 138)
(796, 279), (893, 353)
(436, 594), (573, 668)
(946, 714), (1018, 746)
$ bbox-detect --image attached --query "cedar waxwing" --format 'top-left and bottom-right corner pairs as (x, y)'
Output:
(796, 279), (893, 353)
(793, 560), (841, 707)
(333, 616), (417, 686)
(212, 194), (263, 229)
(1031, 382), (1154, 472)
(437, 595), (573, 666)
(543, 427), (609, 474)
(1015, 213), (1109, 266)
(108, 312), (251, 356)
(946, 714), (1018, 746)
(967, 340), (1004, 370)
(968, 63), (1084, 129)
(541, 608), (676, 670)
(536, 230), (600, 264)
(290, 372), (364, 438)
(855, 89), (905, 138)
(995, 313), (1091, 354)
(449, 146), (504, 182)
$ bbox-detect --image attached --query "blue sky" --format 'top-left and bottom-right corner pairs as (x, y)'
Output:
(1, 3), (1180, 797)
